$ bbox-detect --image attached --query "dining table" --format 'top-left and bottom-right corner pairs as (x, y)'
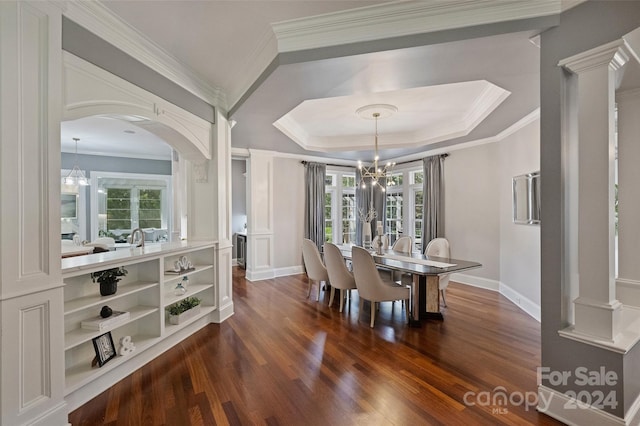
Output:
(336, 244), (482, 327)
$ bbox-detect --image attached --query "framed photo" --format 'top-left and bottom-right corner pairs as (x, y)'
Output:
(92, 331), (117, 367)
(61, 193), (78, 219)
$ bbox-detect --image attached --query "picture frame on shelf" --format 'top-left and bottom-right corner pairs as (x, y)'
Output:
(91, 331), (117, 367)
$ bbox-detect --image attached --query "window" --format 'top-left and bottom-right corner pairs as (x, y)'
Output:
(410, 170), (424, 251)
(325, 171), (356, 244)
(325, 191), (333, 242)
(106, 188), (132, 230)
(384, 172), (403, 244)
(92, 172), (171, 241)
(139, 189), (162, 228)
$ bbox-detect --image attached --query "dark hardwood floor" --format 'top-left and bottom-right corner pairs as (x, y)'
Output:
(70, 267), (564, 425)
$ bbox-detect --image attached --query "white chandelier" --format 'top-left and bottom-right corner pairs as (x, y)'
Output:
(356, 104), (397, 192)
(62, 138), (90, 186)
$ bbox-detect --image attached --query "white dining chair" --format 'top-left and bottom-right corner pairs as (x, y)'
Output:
(424, 237), (451, 307)
(392, 236), (413, 253)
(351, 246), (410, 327)
(302, 238), (330, 301)
(323, 242), (357, 312)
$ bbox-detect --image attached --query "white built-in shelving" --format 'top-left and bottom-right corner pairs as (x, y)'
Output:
(61, 241), (217, 402)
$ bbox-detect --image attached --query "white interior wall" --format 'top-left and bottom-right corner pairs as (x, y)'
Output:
(498, 120), (541, 306)
(273, 158), (305, 271)
(445, 142), (501, 282)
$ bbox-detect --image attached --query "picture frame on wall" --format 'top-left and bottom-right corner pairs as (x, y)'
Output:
(61, 193), (78, 220)
(91, 331), (117, 367)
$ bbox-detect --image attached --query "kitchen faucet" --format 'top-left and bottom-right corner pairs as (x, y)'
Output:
(130, 228), (145, 248)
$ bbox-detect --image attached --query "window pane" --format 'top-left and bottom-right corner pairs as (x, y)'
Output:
(386, 192), (403, 237)
(325, 192), (333, 242)
(341, 193), (356, 244)
(412, 171), (424, 185)
(387, 172), (403, 187)
(139, 189), (162, 229)
(342, 175), (356, 188)
(325, 174), (335, 186)
(106, 188), (131, 230)
(414, 190), (423, 251)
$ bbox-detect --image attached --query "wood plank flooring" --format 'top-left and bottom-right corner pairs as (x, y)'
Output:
(69, 268), (564, 425)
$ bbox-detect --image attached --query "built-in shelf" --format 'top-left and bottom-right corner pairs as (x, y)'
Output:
(163, 283), (214, 307)
(64, 306), (158, 350)
(164, 306), (216, 337)
(64, 281), (158, 315)
(62, 242), (217, 408)
(64, 334), (158, 395)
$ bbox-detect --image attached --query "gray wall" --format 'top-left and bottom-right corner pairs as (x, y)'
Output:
(445, 142), (501, 281)
(231, 159), (247, 259)
(61, 153), (172, 176)
(540, 1), (640, 417)
(445, 118), (541, 314)
(499, 120), (540, 306)
(62, 17), (215, 123)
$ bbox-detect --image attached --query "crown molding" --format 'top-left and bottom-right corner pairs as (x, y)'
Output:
(63, 0), (226, 108)
(225, 29), (279, 108)
(558, 39), (628, 73)
(272, 0), (563, 53)
(386, 108), (540, 164)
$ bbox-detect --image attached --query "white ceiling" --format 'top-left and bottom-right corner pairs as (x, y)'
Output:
(273, 80), (510, 152)
(61, 116), (172, 160)
(63, 1), (549, 162)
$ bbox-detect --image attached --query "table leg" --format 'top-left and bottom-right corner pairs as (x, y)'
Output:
(425, 275), (444, 320)
(409, 274), (422, 327)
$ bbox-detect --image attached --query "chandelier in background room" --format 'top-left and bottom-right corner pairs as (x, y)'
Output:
(356, 104), (397, 192)
(62, 137), (90, 186)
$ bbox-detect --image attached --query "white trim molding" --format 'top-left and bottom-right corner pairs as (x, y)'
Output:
(538, 384), (640, 426)
(272, 0), (564, 53)
(63, 0), (225, 108)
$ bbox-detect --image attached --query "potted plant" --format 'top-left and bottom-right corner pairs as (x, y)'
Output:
(91, 267), (128, 296)
(167, 297), (201, 325)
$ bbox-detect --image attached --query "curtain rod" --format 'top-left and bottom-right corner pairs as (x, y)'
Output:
(301, 153), (449, 169)
(300, 160), (353, 168)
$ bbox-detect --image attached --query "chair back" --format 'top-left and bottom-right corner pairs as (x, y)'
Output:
(425, 238), (450, 258)
(302, 238), (329, 282)
(351, 246), (386, 301)
(425, 238), (451, 290)
(392, 236), (413, 253)
(323, 243), (356, 291)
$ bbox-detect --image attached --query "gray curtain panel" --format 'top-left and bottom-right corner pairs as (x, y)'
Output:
(304, 162), (326, 250)
(422, 155), (446, 250)
(355, 168), (386, 246)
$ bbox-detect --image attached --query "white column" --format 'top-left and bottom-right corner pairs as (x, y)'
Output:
(245, 150), (275, 281)
(0, 1), (68, 424)
(560, 41), (629, 341)
(212, 110), (234, 321)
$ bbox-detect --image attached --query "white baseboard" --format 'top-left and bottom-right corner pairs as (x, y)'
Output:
(499, 282), (541, 322)
(274, 265), (305, 277)
(538, 384), (633, 425)
(245, 268), (275, 281)
(232, 258), (238, 267)
(451, 273), (500, 291)
(451, 273), (540, 322)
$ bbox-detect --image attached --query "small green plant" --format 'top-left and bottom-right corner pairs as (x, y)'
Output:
(167, 297), (201, 316)
(90, 267), (128, 285)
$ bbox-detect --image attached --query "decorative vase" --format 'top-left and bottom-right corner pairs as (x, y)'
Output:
(362, 221), (372, 247)
(99, 281), (118, 296)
